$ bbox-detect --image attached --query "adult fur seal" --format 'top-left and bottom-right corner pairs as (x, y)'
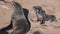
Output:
(11, 2), (30, 34)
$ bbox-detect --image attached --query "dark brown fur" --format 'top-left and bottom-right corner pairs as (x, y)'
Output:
(33, 6), (57, 24)
(11, 2), (30, 34)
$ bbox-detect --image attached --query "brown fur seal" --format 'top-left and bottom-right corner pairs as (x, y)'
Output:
(33, 6), (57, 24)
(11, 2), (30, 34)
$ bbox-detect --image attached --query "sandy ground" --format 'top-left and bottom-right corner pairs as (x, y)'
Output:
(0, 1), (14, 29)
(0, 0), (60, 34)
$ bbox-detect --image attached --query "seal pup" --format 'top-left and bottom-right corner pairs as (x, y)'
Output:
(11, 2), (30, 34)
(33, 6), (57, 24)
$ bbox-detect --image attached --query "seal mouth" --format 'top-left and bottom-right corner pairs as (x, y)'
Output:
(33, 6), (37, 10)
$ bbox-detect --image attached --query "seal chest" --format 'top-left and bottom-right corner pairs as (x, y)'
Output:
(11, 2), (30, 34)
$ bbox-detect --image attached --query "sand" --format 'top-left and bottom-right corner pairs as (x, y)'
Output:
(0, 0), (60, 34)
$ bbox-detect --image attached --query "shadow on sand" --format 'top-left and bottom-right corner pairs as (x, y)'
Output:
(23, 8), (31, 32)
